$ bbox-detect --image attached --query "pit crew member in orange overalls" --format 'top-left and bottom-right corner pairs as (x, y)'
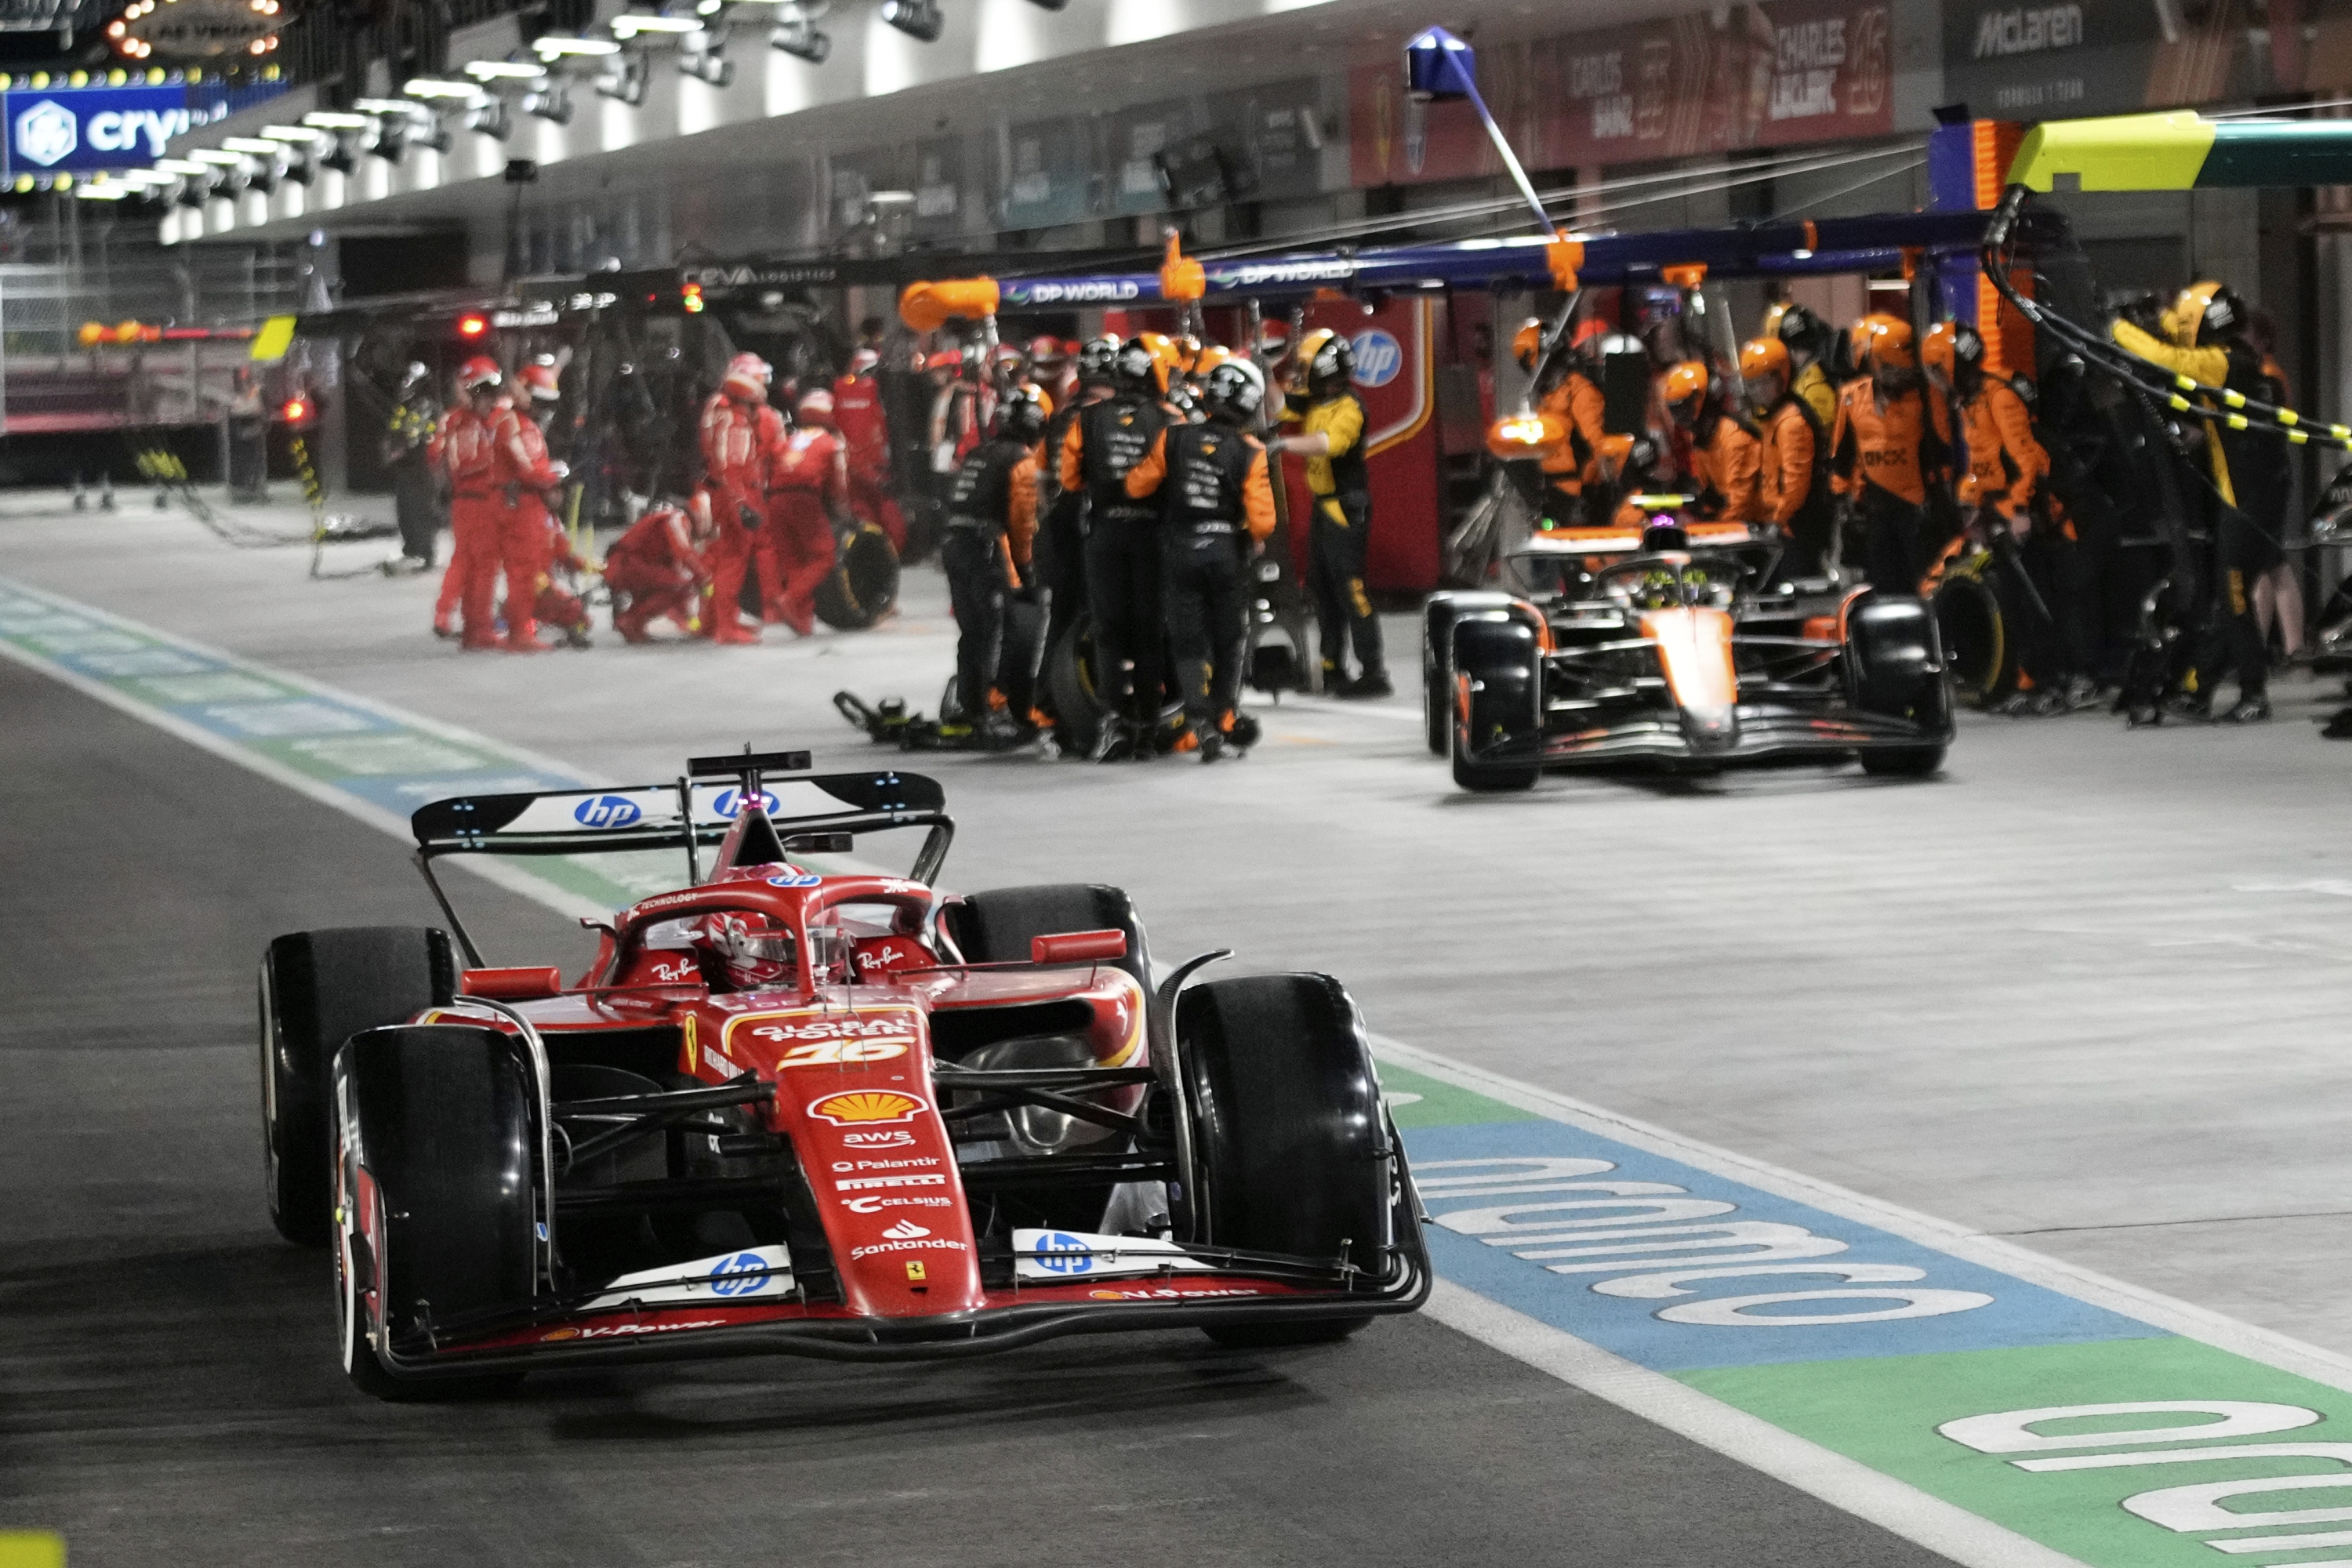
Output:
(1830, 314), (1947, 593)
(699, 352), (788, 645)
(832, 348), (906, 552)
(1662, 360), (1760, 522)
(1519, 321), (1607, 528)
(763, 387), (851, 638)
(1741, 338), (1831, 575)
(605, 494), (714, 643)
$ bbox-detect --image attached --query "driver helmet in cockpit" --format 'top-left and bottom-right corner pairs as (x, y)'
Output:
(698, 910), (797, 991)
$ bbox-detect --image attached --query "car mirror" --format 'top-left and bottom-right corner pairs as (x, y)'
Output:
(1030, 929), (1127, 964)
(460, 965), (564, 1000)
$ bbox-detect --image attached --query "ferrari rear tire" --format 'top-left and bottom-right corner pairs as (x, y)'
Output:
(334, 1024), (536, 1400)
(1176, 974), (1392, 1346)
(815, 522), (902, 630)
(260, 927), (455, 1248)
(946, 883), (1152, 997)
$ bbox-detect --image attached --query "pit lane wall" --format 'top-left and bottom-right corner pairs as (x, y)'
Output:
(13, 570), (2352, 1566)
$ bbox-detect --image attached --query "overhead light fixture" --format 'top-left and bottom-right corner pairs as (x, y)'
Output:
(878, 0), (941, 42)
(467, 96), (512, 140)
(770, 17), (826, 60)
(594, 53), (649, 105)
(404, 77), (481, 99)
(153, 157), (211, 176)
(223, 136), (283, 154)
(1022, 0), (1067, 9)
(677, 45), (732, 85)
(370, 117), (406, 161)
(260, 123), (322, 143)
(353, 96), (428, 117)
(189, 148), (249, 166)
(302, 110), (374, 129)
(464, 58), (546, 80)
(523, 79), (572, 122)
(78, 183), (133, 200)
(320, 138), (355, 176)
(533, 34), (621, 56)
(611, 13), (701, 35)
(283, 153), (313, 185)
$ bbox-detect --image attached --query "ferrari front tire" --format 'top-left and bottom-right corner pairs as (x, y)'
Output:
(259, 927), (454, 1248)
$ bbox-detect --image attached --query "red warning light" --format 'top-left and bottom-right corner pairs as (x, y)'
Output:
(281, 397), (308, 423)
(456, 313), (489, 339)
(681, 282), (704, 314)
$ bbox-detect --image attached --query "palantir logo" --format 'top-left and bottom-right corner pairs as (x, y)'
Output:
(15, 100), (77, 168)
(573, 793), (642, 829)
(1033, 1232), (1094, 1275)
(710, 788), (780, 819)
(1350, 328), (1403, 388)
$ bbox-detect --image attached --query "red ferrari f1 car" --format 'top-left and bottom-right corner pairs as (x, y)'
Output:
(1426, 514), (1955, 791)
(259, 748), (1426, 1396)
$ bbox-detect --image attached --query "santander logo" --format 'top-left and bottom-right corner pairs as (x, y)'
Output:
(881, 1220), (930, 1240)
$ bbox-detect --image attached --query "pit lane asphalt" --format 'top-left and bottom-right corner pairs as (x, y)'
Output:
(0, 654), (1957, 1567)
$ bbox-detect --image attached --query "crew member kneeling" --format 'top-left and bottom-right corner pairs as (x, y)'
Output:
(606, 494), (714, 643)
(1125, 358), (1277, 763)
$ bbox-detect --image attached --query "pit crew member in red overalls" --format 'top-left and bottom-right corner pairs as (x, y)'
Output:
(505, 359), (591, 648)
(832, 348), (906, 552)
(430, 358), (554, 652)
(605, 493), (714, 643)
(763, 388), (851, 637)
(699, 352), (788, 645)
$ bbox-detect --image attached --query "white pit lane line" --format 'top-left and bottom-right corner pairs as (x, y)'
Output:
(26, 574), (2352, 1568)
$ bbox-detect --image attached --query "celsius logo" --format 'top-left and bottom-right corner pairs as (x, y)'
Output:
(710, 788), (780, 819)
(1033, 1232), (1095, 1275)
(1349, 329), (1403, 388)
(574, 794), (642, 829)
(708, 1251), (776, 1297)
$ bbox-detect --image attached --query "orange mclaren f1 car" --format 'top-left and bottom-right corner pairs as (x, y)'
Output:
(1425, 514), (1955, 791)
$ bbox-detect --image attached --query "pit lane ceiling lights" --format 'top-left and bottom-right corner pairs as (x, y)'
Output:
(465, 59), (546, 81)
(878, 0), (940, 41)
(610, 13), (699, 34)
(533, 34), (619, 56)
(403, 77), (481, 100)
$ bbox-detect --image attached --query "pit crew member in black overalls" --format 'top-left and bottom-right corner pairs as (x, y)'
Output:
(1033, 335), (1119, 732)
(1123, 358), (1278, 764)
(941, 388), (1045, 749)
(1059, 338), (1176, 761)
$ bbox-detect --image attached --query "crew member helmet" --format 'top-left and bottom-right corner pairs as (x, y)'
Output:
(1661, 359), (1710, 409)
(457, 356), (503, 394)
(997, 386), (1048, 443)
(521, 355), (561, 403)
(2170, 281), (2245, 346)
(1112, 336), (1163, 394)
(1738, 337), (1791, 383)
(1202, 358), (1267, 422)
(796, 387), (837, 427)
(846, 347), (881, 377)
(722, 352), (773, 401)
(1857, 313), (1915, 370)
(1922, 320), (1986, 380)
(1076, 334), (1121, 386)
(1298, 327), (1353, 391)
(1512, 318), (1546, 372)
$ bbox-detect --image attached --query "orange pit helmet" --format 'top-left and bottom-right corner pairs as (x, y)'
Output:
(1857, 313), (1915, 371)
(1512, 318), (1546, 372)
(1738, 337), (1790, 386)
(1661, 359), (1710, 415)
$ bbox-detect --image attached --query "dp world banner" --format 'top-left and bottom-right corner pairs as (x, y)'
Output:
(2, 79), (284, 176)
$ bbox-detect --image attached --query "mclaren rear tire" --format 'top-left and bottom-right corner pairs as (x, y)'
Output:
(1175, 974), (1392, 1348)
(1045, 616), (1109, 757)
(334, 1024), (535, 1401)
(1449, 615), (1541, 793)
(259, 927), (455, 1249)
(815, 521), (902, 630)
(1421, 594), (1516, 757)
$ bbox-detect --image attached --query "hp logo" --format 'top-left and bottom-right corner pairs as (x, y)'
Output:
(573, 794), (643, 829)
(711, 788), (780, 819)
(1349, 328), (1403, 388)
(1034, 1232), (1095, 1275)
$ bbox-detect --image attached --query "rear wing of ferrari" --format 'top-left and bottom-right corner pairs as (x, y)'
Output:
(408, 748), (953, 964)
